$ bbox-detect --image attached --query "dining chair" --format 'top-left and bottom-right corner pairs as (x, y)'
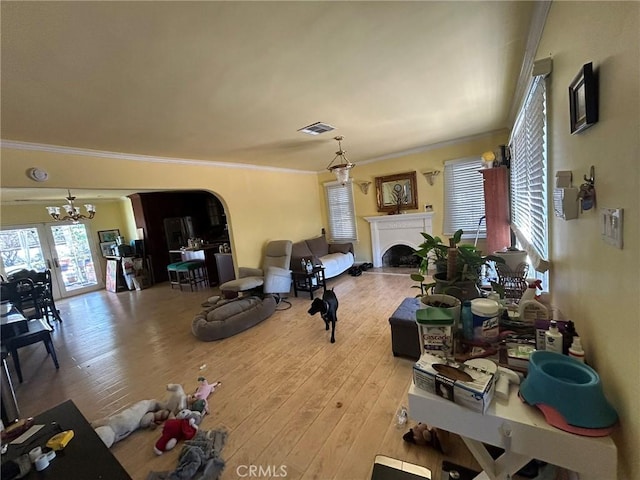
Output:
(3, 318), (59, 383)
(0, 278), (44, 322)
(31, 270), (63, 326)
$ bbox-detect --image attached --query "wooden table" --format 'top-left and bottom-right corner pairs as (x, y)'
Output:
(292, 266), (326, 299)
(408, 383), (617, 480)
(1, 400), (132, 479)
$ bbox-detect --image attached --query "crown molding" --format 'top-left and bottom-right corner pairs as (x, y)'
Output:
(0, 140), (316, 175)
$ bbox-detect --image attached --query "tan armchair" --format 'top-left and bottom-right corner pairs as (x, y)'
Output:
(219, 240), (292, 296)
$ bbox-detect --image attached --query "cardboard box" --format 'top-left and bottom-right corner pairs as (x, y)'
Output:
(412, 352), (496, 413)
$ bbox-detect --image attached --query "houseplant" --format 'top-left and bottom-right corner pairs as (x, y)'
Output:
(411, 229), (505, 301)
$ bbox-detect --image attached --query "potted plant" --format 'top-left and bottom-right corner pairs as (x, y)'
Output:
(411, 229), (505, 301)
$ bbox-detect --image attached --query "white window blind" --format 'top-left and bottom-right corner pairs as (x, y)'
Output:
(324, 181), (357, 243)
(443, 157), (486, 237)
(510, 75), (549, 273)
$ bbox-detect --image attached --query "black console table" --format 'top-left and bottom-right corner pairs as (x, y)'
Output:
(1, 400), (131, 479)
(292, 266), (326, 299)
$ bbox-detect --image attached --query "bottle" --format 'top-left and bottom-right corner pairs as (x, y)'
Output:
(461, 300), (473, 341)
(305, 259), (313, 274)
(545, 320), (563, 353)
(563, 321), (578, 354)
(568, 336), (585, 362)
(519, 299), (549, 324)
(301, 258), (307, 272)
(518, 280), (542, 320)
(395, 405), (408, 429)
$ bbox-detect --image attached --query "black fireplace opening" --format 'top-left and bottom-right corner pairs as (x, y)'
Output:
(382, 245), (420, 268)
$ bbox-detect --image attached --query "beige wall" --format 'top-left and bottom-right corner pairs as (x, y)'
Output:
(0, 148), (323, 268)
(538, 2), (639, 478)
(0, 198), (136, 279)
(317, 131), (509, 262)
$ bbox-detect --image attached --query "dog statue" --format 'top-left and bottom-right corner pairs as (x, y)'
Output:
(308, 289), (338, 343)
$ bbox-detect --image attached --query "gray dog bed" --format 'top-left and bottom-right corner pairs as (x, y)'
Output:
(192, 295), (277, 341)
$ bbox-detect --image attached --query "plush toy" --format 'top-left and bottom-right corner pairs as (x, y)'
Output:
(402, 423), (451, 454)
(161, 383), (188, 416)
(141, 408), (171, 430)
(92, 399), (161, 448)
(187, 377), (221, 414)
(153, 409), (199, 455)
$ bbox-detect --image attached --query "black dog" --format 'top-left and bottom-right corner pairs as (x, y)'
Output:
(308, 289), (338, 343)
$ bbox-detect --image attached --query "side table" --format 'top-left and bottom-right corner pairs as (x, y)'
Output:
(292, 267), (326, 300)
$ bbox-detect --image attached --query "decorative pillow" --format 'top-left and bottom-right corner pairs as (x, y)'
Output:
(329, 243), (352, 254)
(291, 241), (313, 259)
(306, 236), (329, 257)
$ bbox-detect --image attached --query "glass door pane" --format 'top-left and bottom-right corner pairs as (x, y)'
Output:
(0, 227), (48, 278)
(46, 223), (103, 296)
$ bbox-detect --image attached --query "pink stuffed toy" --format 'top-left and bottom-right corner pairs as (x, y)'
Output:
(153, 412), (198, 455)
(188, 377), (221, 415)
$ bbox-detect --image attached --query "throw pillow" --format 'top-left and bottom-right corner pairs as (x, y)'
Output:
(306, 236), (329, 257)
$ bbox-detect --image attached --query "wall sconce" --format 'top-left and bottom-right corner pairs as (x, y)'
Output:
(421, 170), (440, 186)
(357, 181), (372, 194)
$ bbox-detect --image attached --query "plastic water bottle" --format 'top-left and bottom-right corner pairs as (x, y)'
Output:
(395, 406), (408, 429)
(306, 260), (313, 273)
(301, 258), (307, 272)
(461, 300), (473, 341)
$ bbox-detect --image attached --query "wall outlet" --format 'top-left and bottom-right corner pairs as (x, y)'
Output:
(601, 208), (623, 249)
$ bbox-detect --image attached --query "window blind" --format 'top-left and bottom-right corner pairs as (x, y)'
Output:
(509, 75), (549, 273)
(325, 181), (357, 243)
(443, 157), (486, 237)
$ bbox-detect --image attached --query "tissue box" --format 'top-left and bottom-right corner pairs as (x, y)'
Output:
(412, 352), (496, 413)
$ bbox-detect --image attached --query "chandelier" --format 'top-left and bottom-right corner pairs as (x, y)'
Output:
(326, 136), (355, 185)
(46, 190), (96, 223)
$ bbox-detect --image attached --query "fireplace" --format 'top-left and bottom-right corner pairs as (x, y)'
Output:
(382, 244), (421, 268)
(364, 213), (434, 268)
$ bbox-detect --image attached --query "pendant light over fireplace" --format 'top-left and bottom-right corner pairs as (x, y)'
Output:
(326, 136), (355, 185)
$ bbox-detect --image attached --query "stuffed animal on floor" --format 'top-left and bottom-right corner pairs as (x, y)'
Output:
(92, 399), (162, 448)
(161, 383), (188, 416)
(153, 409), (200, 455)
(187, 377), (221, 414)
(402, 423), (451, 454)
(141, 408), (171, 430)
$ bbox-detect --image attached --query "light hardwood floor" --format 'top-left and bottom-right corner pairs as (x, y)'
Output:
(9, 270), (480, 480)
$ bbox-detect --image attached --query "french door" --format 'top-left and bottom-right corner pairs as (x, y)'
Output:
(0, 222), (104, 298)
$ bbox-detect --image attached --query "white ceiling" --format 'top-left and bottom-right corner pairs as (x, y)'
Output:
(1, 1), (544, 203)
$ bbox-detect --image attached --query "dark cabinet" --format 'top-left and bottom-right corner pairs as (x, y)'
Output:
(480, 167), (511, 254)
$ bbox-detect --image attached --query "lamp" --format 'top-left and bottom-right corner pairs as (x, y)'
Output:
(326, 136), (355, 185)
(421, 170), (440, 186)
(46, 189), (96, 223)
(356, 181), (371, 194)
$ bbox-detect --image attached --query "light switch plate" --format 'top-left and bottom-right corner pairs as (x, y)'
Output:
(601, 208), (623, 249)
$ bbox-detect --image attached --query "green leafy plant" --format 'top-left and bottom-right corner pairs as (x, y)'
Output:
(410, 229), (505, 295)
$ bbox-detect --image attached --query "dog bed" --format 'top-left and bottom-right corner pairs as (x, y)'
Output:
(192, 295), (277, 341)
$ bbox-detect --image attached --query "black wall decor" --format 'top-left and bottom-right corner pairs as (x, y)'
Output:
(569, 62), (598, 134)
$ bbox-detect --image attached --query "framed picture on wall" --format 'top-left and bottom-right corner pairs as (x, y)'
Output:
(569, 62), (598, 134)
(100, 241), (116, 257)
(98, 229), (120, 243)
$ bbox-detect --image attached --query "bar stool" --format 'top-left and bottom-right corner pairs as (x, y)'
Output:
(167, 262), (186, 289)
(177, 260), (208, 291)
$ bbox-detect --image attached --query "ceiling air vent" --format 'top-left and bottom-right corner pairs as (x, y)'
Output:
(297, 122), (335, 136)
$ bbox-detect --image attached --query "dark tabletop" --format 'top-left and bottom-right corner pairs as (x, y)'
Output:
(2, 399), (131, 479)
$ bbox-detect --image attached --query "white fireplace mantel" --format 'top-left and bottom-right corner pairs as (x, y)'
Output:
(364, 212), (434, 267)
